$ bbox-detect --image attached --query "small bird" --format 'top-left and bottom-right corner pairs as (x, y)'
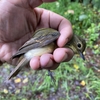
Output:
(8, 28), (86, 80)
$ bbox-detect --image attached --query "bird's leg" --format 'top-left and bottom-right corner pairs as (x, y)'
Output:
(48, 70), (56, 83)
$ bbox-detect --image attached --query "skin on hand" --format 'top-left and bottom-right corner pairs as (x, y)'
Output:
(0, 0), (73, 69)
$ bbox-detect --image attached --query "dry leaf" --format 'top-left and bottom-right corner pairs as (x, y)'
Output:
(23, 78), (28, 84)
(14, 78), (21, 83)
(3, 89), (8, 94)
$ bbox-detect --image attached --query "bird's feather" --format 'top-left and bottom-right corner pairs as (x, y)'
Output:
(12, 28), (60, 58)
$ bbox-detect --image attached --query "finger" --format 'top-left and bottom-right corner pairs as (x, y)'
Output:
(40, 54), (59, 70)
(42, 0), (57, 2)
(35, 8), (73, 47)
(48, 11), (73, 47)
(40, 54), (53, 68)
(57, 20), (73, 47)
(53, 48), (74, 63)
(30, 54), (59, 70)
(30, 56), (40, 70)
(28, 0), (56, 8)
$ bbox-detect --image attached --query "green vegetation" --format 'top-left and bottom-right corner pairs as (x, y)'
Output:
(70, 0), (100, 9)
(0, 0), (100, 100)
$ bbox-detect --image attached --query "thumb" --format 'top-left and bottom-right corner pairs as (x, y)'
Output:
(27, 0), (56, 8)
(5, 0), (42, 8)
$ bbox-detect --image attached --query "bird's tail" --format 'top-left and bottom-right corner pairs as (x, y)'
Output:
(8, 58), (29, 80)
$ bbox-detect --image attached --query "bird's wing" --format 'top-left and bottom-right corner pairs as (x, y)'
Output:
(12, 28), (60, 58)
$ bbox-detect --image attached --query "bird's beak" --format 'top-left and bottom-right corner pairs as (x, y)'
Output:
(79, 52), (85, 60)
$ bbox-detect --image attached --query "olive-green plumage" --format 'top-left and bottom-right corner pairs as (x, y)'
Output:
(8, 28), (86, 80)
(66, 34), (86, 60)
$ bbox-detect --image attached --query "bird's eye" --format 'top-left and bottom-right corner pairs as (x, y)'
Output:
(77, 43), (82, 49)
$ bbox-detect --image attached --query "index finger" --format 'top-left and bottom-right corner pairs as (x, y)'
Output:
(57, 19), (73, 47)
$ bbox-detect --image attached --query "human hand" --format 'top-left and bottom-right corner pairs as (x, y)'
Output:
(0, 0), (73, 70)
